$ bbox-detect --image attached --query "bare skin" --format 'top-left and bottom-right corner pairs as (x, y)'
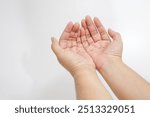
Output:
(51, 15), (150, 99)
(81, 16), (150, 99)
(81, 16), (122, 70)
(51, 22), (112, 100)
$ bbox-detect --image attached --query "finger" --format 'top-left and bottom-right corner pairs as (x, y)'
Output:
(81, 19), (87, 29)
(80, 27), (89, 48)
(51, 37), (63, 58)
(64, 21), (74, 33)
(85, 16), (101, 42)
(72, 23), (80, 32)
(77, 37), (82, 47)
(60, 21), (73, 40)
(81, 19), (94, 45)
(94, 17), (110, 41)
(108, 28), (121, 41)
(70, 23), (80, 48)
(81, 19), (91, 38)
(70, 23), (80, 38)
(60, 22), (73, 48)
(77, 30), (82, 47)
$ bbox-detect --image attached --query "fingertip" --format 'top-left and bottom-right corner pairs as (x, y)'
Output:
(51, 37), (55, 42)
(108, 28), (113, 32)
(108, 28), (116, 35)
(72, 22), (80, 32)
(74, 22), (80, 27)
(93, 17), (99, 23)
(86, 15), (92, 20)
(81, 19), (86, 28)
(68, 21), (74, 28)
(85, 15), (93, 26)
(66, 21), (74, 28)
(108, 28), (113, 35)
(64, 21), (74, 33)
(51, 37), (59, 42)
(108, 28), (121, 40)
(85, 15), (90, 19)
(51, 37), (62, 54)
(51, 37), (56, 47)
(68, 21), (73, 25)
(93, 17), (98, 20)
(81, 19), (84, 22)
(51, 37), (60, 48)
(85, 15), (91, 19)
(85, 15), (91, 22)
(81, 19), (85, 25)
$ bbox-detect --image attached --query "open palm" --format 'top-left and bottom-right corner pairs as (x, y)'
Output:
(52, 22), (95, 75)
(80, 16), (123, 69)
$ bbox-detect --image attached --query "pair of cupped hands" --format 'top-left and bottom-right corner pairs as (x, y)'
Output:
(51, 16), (123, 77)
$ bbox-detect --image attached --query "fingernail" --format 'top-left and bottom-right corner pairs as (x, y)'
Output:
(51, 37), (55, 42)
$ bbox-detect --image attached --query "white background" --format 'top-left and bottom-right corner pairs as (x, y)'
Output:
(0, 0), (150, 99)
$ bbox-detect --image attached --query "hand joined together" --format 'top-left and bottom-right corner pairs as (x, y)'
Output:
(51, 16), (150, 100)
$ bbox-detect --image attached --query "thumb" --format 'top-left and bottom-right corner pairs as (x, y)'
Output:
(51, 37), (63, 57)
(108, 28), (121, 41)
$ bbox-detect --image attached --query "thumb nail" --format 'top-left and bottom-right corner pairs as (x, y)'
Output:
(51, 37), (54, 41)
(51, 37), (55, 42)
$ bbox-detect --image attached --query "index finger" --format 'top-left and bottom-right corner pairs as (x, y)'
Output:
(94, 17), (110, 40)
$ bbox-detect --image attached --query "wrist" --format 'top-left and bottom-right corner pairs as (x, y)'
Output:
(71, 66), (96, 80)
(98, 56), (123, 72)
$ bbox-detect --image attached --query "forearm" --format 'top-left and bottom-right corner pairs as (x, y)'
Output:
(99, 58), (150, 99)
(72, 67), (112, 100)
